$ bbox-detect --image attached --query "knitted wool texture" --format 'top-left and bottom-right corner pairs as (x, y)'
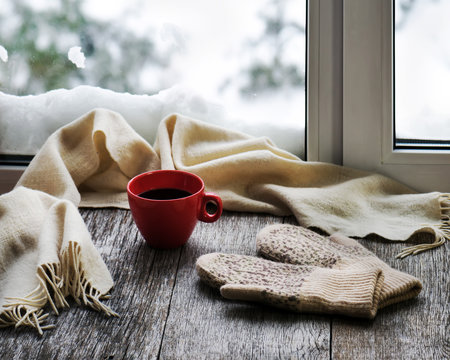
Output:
(0, 187), (117, 334)
(17, 109), (450, 257)
(196, 253), (384, 319)
(256, 224), (422, 309)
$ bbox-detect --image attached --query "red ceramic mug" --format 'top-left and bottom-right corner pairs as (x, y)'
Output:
(127, 170), (223, 249)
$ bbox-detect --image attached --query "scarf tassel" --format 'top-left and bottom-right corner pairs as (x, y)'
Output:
(0, 241), (118, 335)
(396, 194), (450, 259)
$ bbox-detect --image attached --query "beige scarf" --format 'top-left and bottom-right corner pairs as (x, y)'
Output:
(2, 108), (448, 332)
(0, 187), (117, 334)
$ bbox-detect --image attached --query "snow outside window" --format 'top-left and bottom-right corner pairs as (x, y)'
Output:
(394, 0), (450, 149)
(0, 0), (307, 161)
(343, 0), (450, 193)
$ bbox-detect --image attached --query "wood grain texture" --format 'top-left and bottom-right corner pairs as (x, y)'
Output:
(332, 237), (449, 360)
(0, 209), (181, 360)
(159, 212), (330, 360)
(0, 210), (447, 360)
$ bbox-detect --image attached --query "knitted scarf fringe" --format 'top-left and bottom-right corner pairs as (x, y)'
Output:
(0, 241), (118, 335)
(396, 194), (450, 259)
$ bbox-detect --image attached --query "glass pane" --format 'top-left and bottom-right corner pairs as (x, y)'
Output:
(0, 0), (306, 158)
(394, 0), (450, 148)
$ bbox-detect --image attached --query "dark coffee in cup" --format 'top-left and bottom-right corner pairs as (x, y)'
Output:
(138, 188), (192, 200)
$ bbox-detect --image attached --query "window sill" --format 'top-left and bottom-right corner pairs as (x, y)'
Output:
(0, 165), (25, 194)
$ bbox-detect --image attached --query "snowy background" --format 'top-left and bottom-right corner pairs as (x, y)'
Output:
(0, 0), (306, 157)
(395, 0), (450, 142)
(0, 0), (449, 159)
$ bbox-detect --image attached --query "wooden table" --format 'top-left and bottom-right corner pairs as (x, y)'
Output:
(1, 210), (448, 359)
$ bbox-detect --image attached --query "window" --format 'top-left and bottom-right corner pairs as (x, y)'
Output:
(343, 0), (449, 193)
(0, 0), (307, 172)
(394, 0), (450, 149)
(6, 1), (442, 195)
(306, 0), (343, 164)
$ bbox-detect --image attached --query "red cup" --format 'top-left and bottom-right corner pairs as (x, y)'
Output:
(127, 170), (223, 249)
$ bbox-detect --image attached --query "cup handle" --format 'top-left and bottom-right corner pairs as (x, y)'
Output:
(198, 192), (223, 223)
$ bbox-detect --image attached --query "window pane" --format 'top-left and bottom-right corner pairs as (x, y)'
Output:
(0, 0), (306, 158)
(394, 0), (450, 148)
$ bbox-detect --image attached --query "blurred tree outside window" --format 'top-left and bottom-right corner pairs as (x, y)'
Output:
(0, 0), (307, 157)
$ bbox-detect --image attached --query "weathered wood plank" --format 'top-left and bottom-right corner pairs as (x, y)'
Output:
(0, 208), (181, 360)
(332, 237), (449, 360)
(159, 212), (331, 360)
(2, 209), (447, 360)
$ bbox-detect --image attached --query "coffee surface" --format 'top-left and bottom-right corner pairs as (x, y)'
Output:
(138, 188), (192, 200)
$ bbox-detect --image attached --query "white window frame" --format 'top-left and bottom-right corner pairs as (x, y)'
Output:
(342, 0), (450, 193)
(307, 0), (343, 164)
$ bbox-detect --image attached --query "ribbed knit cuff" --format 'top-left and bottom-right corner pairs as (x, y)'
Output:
(299, 266), (384, 319)
(378, 265), (422, 308)
(338, 256), (422, 309)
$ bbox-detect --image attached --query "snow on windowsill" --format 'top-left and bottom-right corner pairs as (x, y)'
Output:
(0, 85), (304, 158)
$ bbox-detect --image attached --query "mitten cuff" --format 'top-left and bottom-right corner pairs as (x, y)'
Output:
(378, 266), (422, 308)
(300, 266), (384, 319)
(339, 256), (422, 308)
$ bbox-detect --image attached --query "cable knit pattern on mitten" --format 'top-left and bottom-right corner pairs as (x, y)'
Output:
(256, 224), (422, 309)
(196, 252), (384, 319)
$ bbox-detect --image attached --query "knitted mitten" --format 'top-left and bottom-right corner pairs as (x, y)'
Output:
(256, 224), (422, 309)
(196, 253), (384, 319)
